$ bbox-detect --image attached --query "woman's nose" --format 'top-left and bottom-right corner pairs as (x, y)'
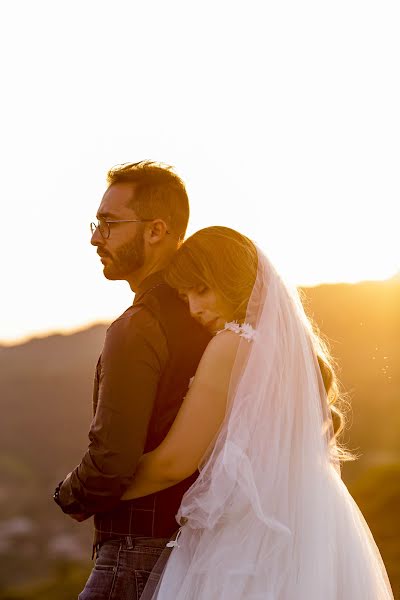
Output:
(188, 297), (203, 319)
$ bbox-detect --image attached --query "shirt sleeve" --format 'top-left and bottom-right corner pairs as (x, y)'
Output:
(57, 306), (168, 514)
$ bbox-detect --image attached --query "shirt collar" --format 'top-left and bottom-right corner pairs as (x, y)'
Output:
(133, 270), (167, 305)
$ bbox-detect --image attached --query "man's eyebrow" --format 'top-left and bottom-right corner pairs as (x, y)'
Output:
(96, 212), (118, 219)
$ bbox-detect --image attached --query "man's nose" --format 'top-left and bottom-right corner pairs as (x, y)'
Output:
(91, 227), (104, 247)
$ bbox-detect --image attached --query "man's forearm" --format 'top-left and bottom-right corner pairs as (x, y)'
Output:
(57, 456), (138, 514)
(55, 309), (168, 515)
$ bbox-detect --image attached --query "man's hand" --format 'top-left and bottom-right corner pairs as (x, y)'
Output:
(68, 512), (92, 522)
(54, 474), (93, 518)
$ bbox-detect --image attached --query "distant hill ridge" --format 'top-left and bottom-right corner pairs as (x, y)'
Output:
(0, 279), (399, 593)
(0, 278), (398, 481)
(1, 276), (399, 350)
(0, 278), (400, 476)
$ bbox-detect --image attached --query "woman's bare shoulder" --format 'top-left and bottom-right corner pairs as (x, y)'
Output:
(195, 329), (241, 378)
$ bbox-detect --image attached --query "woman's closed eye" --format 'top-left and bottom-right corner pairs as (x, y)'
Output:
(178, 285), (209, 303)
(195, 285), (209, 295)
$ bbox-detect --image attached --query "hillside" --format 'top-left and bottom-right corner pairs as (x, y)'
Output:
(0, 280), (399, 597)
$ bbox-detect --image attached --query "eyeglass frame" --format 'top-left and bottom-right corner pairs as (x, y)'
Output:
(90, 218), (170, 239)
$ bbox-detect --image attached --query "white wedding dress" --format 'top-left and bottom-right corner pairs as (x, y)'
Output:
(142, 250), (394, 599)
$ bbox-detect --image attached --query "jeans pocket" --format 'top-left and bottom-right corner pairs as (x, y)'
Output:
(78, 565), (117, 599)
(78, 543), (119, 599)
(134, 569), (152, 600)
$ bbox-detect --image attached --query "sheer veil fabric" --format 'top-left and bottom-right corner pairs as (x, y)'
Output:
(142, 249), (394, 599)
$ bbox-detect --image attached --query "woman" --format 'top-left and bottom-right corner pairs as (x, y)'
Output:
(122, 226), (394, 599)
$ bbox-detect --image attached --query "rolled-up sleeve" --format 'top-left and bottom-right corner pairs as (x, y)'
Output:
(57, 307), (168, 514)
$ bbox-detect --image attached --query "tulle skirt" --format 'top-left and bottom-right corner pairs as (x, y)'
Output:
(143, 464), (393, 599)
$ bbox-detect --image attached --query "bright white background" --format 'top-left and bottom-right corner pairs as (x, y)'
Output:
(1, 0), (399, 344)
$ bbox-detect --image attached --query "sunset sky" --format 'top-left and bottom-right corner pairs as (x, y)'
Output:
(1, 1), (399, 345)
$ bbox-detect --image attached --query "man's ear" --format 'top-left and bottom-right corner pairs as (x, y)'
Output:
(146, 219), (170, 245)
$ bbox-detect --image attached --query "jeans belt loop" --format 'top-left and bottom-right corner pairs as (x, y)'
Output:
(91, 543), (101, 561)
(125, 535), (134, 550)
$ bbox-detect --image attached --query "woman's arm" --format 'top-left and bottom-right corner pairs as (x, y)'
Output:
(121, 330), (240, 501)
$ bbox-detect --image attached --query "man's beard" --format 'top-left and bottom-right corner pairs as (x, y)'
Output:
(103, 231), (145, 280)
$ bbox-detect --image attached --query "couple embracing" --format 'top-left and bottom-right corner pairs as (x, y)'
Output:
(54, 161), (393, 599)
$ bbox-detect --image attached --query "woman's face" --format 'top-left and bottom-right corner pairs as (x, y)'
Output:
(178, 285), (235, 334)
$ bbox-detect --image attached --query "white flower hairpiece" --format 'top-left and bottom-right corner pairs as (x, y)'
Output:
(217, 321), (257, 342)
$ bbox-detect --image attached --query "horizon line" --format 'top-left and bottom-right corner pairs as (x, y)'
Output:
(1, 274), (399, 348)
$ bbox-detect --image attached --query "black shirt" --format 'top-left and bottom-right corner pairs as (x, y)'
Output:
(57, 271), (211, 544)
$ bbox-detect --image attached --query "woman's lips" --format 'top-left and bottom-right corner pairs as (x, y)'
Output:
(204, 318), (222, 333)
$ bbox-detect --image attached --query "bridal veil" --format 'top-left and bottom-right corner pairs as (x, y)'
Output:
(142, 249), (393, 599)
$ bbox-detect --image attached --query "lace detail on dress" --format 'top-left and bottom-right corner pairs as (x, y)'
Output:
(217, 321), (257, 342)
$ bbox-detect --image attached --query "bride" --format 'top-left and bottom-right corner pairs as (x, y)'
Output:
(122, 226), (394, 599)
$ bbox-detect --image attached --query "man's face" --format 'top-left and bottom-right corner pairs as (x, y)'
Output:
(91, 183), (146, 281)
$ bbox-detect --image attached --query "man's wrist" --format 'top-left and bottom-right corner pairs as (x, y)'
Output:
(53, 475), (88, 514)
(53, 480), (64, 506)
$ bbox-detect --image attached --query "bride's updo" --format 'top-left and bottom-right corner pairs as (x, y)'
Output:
(165, 225), (348, 454)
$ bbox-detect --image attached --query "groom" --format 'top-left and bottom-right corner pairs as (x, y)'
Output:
(53, 161), (211, 599)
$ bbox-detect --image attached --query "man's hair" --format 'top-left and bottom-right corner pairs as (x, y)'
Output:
(107, 161), (189, 241)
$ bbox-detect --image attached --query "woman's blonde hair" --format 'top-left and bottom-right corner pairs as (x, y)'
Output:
(165, 226), (349, 455)
(165, 226), (258, 321)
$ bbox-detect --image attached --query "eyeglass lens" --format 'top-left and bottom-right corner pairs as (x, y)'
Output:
(90, 219), (109, 238)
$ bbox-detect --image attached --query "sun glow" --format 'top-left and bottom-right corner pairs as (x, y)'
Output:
(1, 0), (399, 344)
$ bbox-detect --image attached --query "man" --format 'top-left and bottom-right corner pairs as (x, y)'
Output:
(54, 161), (211, 599)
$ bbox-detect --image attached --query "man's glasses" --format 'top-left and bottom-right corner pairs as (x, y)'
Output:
(90, 218), (155, 240)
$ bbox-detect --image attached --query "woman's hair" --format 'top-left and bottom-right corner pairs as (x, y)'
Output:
(165, 225), (349, 456)
(165, 226), (258, 321)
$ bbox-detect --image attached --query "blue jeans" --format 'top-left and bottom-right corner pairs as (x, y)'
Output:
(78, 536), (170, 600)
